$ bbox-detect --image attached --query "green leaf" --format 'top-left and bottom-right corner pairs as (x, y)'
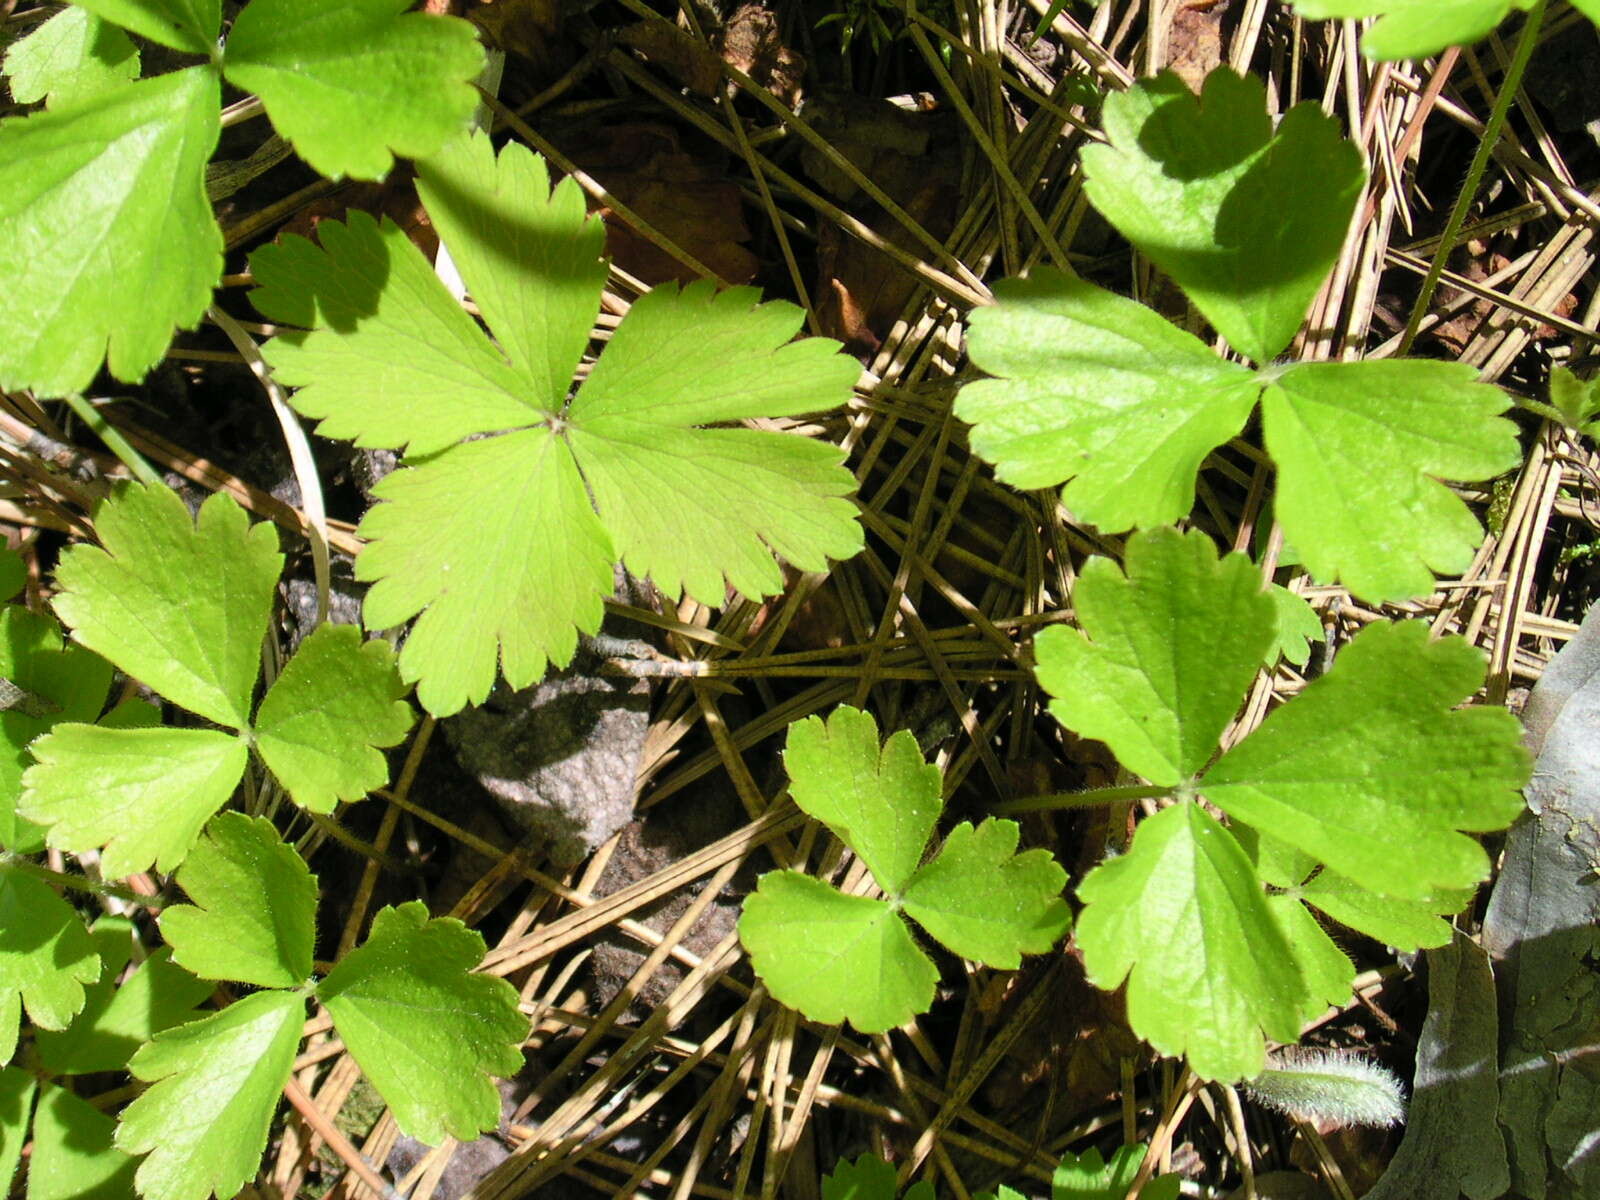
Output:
(69, 0), (219, 55)
(0, 1066), (36, 1196)
(2, 7), (139, 108)
(1244, 1047), (1406, 1128)
(958, 270), (1258, 531)
(253, 624), (413, 813)
(160, 814), (317, 989)
(52, 483), (280, 730)
(1203, 620), (1529, 898)
(1548, 366), (1600, 436)
(253, 132), (862, 715)
(21, 724), (248, 878)
(317, 901), (526, 1145)
(0, 67), (220, 395)
(222, 0), (483, 180)
(820, 1153), (935, 1200)
(0, 868), (99, 1059)
(738, 871), (936, 1034)
(0, 548), (25, 602)
(29, 1081), (138, 1200)
(1261, 359), (1519, 602)
(1052, 1145), (1180, 1200)
(783, 706), (941, 893)
(1081, 68), (1364, 363)
(116, 989), (303, 1200)
(35, 926), (209, 1075)
(0, 605), (113, 853)
(900, 820), (1070, 966)
(1266, 585), (1323, 668)
(1295, 869), (1467, 950)
(1290, 0), (1533, 59)
(1074, 802), (1309, 1081)
(1033, 528), (1274, 785)
(1265, 893), (1356, 1014)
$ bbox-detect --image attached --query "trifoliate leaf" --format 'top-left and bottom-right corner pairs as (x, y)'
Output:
(1267, 585), (1323, 668)
(0, 868), (99, 1060)
(252, 624), (413, 813)
(160, 814), (317, 989)
(1081, 68), (1363, 364)
(1052, 1144), (1180, 1200)
(957, 273), (1520, 602)
(958, 270), (1258, 531)
(317, 901), (527, 1145)
(1203, 620), (1528, 898)
(29, 1081), (138, 1200)
(901, 820), (1069, 966)
(821, 1153), (935, 1200)
(0, 1067), (35, 1195)
(222, 0), (483, 181)
(0, 605), (112, 853)
(69, 0), (219, 56)
(783, 705), (941, 893)
(1075, 801), (1309, 1081)
(36, 921), (209, 1075)
(3, 6), (139, 108)
(252, 132), (862, 715)
(22, 726), (246, 878)
(1244, 1047), (1406, 1128)
(1262, 360), (1519, 601)
(1290, 0), (1533, 59)
(740, 707), (1068, 1032)
(1548, 366), (1600, 437)
(116, 989), (303, 1200)
(739, 870), (937, 1033)
(0, 67), (220, 395)
(52, 483), (280, 730)
(1034, 528), (1274, 784)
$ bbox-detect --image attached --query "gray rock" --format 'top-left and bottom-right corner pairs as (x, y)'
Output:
(442, 647), (648, 867)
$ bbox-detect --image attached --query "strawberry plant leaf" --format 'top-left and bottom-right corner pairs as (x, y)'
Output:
(0, 1067), (34, 1195)
(0, 548), (24, 602)
(252, 132), (863, 715)
(252, 624), (413, 813)
(68, 0), (219, 56)
(1081, 68), (1364, 364)
(1262, 360), (1519, 602)
(739, 871), (937, 1033)
(821, 1153), (935, 1200)
(1052, 1145), (1180, 1200)
(1265, 893), (1357, 1010)
(0, 868), (99, 1061)
(740, 706), (1068, 1033)
(957, 273), (1520, 602)
(221, 0), (483, 181)
(1204, 620), (1527, 898)
(21, 726), (247, 878)
(116, 989), (303, 1200)
(957, 271), (1258, 531)
(3, 6), (140, 108)
(1290, 1), (1534, 59)
(29, 1081), (138, 1200)
(1267, 585), (1323, 668)
(1548, 366), (1600, 436)
(783, 705), (941, 892)
(52, 483), (280, 731)
(0, 605), (113, 853)
(1075, 801), (1310, 1081)
(1294, 869), (1466, 951)
(1033, 528), (1274, 785)
(900, 820), (1069, 966)
(35, 917), (209, 1075)
(160, 813), (317, 989)
(0, 67), (220, 396)
(316, 901), (527, 1144)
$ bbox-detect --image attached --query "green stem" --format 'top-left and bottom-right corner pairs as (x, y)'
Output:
(1397, 2), (1546, 356)
(60, 394), (163, 487)
(0, 851), (164, 909)
(993, 783), (1172, 814)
